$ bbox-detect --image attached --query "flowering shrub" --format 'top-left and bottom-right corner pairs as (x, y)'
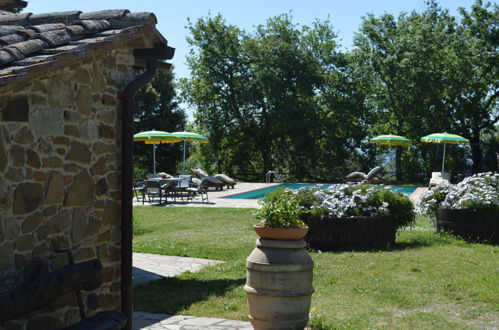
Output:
(314, 185), (389, 218)
(417, 172), (499, 219)
(254, 184), (415, 230)
(314, 184), (415, 229)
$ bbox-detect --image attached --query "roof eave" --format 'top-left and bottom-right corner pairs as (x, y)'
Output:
(0, 24), (169, 88)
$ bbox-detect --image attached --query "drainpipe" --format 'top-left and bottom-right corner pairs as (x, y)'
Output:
(121, 56), (157, 330)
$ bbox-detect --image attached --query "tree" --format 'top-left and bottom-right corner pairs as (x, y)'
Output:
(353, 0), (498, 178)
(353, 2), (461, 180)
(134, 68), (187, 175)
(182, 14), (369, 181)
(448, 0), (498, 173)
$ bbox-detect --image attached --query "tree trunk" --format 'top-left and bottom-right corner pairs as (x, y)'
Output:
(470, 132), (482, 174)
(216, 158), (222, 174)
(395, 146), (403, 182)
(261, 142), (272, 181)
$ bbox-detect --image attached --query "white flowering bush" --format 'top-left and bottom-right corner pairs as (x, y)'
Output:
(314, 184), (389, 218)
(255, 184), (415, 230)
(417, 172), (499, 219)
(314, 184), (415, 229)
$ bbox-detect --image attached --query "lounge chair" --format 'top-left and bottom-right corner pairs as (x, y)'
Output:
(191, 168), (236, 190)
(429, 172), (450, 187)
(213, 174), (236, 189)
(345, 166), (383, 183)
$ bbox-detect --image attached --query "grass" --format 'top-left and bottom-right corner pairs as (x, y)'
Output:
(133, 207), (499, 329)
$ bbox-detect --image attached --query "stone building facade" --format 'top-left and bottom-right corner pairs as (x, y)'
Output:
(0, 9), (172, 329)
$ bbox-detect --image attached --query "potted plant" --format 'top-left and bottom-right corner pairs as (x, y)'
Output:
(246, 189), (314, 330)
(294, 184), (415, 250)
(251, 190), (309, 240)
(417, 172), (499, 243)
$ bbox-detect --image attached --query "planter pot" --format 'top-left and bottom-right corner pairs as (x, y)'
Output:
(245, 238), (314, 330)
(436, 208), (498, 244)
(253, 225), (308, 240)
(305, 215), (396, 250)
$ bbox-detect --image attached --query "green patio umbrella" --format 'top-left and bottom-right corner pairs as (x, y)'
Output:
(169, 131), (208, 162)
(133, 130), (178, 173)
(421, 132), (470, 173)
(370, 135), (412, 179)
(369, 134), (412, 146)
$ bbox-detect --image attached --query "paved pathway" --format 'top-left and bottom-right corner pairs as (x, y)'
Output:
(133, 253), (223, 286)
(133, 182), (278, 208)
(132, 253), (252, 329)
(133, 312), (252, 330)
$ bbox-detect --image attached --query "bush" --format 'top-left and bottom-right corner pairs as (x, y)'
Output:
(417, 172), (499, 219)
(377, 187), (415, 229)
(256, 185), (415, 230)
(252, 188), (306, 228)
(312, 184), (415, 229)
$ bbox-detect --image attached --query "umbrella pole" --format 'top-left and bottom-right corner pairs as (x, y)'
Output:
(183, 140), (186, 163)
(153, 143), (156, 174)
(441, 143), (446, 173)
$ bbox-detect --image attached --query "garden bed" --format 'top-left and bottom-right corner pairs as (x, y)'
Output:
(305, 215), (395, 250)
(437, 208), (498, 244)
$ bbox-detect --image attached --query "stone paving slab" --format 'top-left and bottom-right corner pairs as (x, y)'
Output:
(133, 311), (252, 330)
(409, 187), (428, 204)
(133, 253), (223, 286)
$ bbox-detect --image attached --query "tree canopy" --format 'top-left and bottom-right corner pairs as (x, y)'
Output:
(180, 0), (498, 182)
(181, 14), (369, 181)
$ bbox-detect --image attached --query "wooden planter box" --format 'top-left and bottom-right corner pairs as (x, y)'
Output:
(304, 215), (396, 250)
(437, 208), (499, 244)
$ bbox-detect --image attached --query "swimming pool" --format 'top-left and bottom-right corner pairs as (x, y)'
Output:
(224, 183), (417, 200)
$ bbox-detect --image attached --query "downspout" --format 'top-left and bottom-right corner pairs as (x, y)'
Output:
(121, 56), (157, 330)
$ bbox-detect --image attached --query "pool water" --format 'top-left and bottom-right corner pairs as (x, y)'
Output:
(224, 183), (417, 200)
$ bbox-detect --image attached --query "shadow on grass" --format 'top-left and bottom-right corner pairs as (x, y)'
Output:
(133, 276), (245, 314)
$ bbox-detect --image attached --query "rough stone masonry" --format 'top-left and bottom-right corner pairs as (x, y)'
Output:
(0, 49), (136, 329)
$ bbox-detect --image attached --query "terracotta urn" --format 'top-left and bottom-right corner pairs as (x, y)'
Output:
(245, 227), (314, 329)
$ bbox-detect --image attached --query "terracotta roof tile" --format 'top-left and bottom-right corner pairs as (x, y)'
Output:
(0, 32), (26, 45)
(79, 9), (130, 20)
(0, 8), (169, 83)
(28, 11), (81, 25)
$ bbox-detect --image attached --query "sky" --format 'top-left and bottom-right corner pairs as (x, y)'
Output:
(26, 1), (479, 120)
(27, 0), (478, 81)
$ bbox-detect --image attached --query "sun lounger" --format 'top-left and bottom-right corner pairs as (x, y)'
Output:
(345, 166), (383, 183)
(191, 168), (236, 190)
(429, 172), (450, 187)
(214, 174), (236, 189)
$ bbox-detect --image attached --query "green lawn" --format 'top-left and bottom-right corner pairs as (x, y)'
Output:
(132, 207), (499, 329)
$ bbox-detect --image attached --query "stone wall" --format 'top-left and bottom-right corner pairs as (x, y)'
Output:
(0, 48), (136, 329)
